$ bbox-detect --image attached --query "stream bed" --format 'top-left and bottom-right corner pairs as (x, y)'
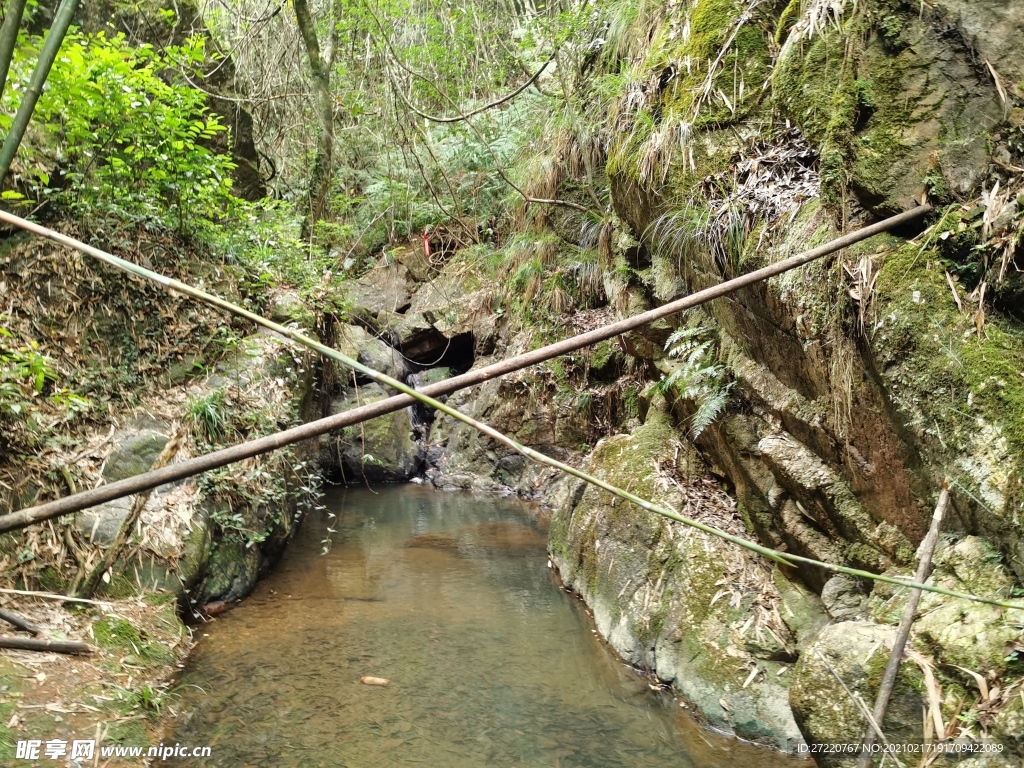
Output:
(173, 485), (804, 767)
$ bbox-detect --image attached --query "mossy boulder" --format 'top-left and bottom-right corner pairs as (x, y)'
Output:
(790, 621), (927, 767)
(191, 537), (261, 604)
(550, 403), (803, 749)
(772, 2), (1005, 214)
(329, 382), (422, 481)
(102, 430), (170, 482)
(911, 537), (1024, 672)
(269, 290), (315, 331)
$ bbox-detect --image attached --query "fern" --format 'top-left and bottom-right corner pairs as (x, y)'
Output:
(648, 323), (733, 438)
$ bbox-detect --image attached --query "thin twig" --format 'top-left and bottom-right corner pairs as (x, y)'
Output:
(400, 60), (551, 123)
(857, 485), (948, 768)
(0, 588), (113, 606)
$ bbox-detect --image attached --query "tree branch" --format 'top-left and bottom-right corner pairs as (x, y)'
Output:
(401, 60), (550, 123)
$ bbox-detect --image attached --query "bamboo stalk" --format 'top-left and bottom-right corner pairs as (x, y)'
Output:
(1, 210), (1020, 611)
(0, 635), (92, 654)
(0, 0), (79, 187)
(0, 204), (931, 533)
(0, 607), (42, 635)
(856, 485), (949, 768)
(0, 0), (28, 103)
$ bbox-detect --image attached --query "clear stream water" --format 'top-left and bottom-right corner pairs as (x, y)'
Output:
(173, 485), (804, 767)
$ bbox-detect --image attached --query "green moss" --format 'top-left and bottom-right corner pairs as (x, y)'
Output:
(106, 718), (149, 746)
(95, 571), (140, 600)
(0, 657), (24, 763)
(864, 643), (926, 696)
(607, 0), (773, 185)
(92, 617), (173, 665)
(771, 7), (941, 213)
(36, 565), (68, 593)
(872, 233), (1024, 565)
(774, 0), (801, 45)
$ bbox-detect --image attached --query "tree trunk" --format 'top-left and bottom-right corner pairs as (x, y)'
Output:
(0, 0), (79, 188)
(294, 0), (339, 241)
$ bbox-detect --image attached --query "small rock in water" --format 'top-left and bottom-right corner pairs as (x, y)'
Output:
(360, 676), (389, 686)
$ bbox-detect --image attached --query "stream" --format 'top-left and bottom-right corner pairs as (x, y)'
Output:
(172, 485), (804, 767)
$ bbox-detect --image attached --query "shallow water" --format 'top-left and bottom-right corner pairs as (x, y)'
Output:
(173, 485), (803, 767)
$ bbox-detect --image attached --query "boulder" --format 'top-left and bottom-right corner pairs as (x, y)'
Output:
(549, 401), (804, 750)
(103, 430), (169, 482)
(357, 335), (410, 382)
(335, 323), (410, 382)
(75, 497), (133, 546)
(346, 261), (413, 315)
(789, 621), (926, 767)
(269, 290), (315, 330)
(327, 383), (422, 481)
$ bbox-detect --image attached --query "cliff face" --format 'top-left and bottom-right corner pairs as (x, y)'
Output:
(413, 0), (1024, 756)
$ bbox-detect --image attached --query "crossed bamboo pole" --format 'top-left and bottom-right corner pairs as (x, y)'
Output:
(0, 205), (929, 530)
(4, 205), (1021, 610)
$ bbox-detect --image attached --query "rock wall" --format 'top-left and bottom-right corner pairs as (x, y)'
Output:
(402, 0), (1024, 758)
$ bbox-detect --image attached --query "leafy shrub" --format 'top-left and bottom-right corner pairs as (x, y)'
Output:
(3, 31), (236, 228)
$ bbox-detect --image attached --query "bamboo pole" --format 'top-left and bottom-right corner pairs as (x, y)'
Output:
(0, 0), (79, 187)
(0, 204), (931, 531)
(0, 635), (92, 654)
(856, 485), (949, 768)
(0, 0), (28, 103)
(0, 608), (42, 635)
(0, 209), (1020, 610)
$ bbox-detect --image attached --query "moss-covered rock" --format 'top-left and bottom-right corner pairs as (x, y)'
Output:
(790, 621), (926, 767)
(549, 402), (803, 749)
(773, 2), (1005, 215)
(102, 430), (170, 482)
(329, 382), (422, 481)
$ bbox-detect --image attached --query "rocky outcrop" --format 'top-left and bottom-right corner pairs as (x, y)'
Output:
(326, 382), (422, 482)
(100, 331), (321, 606)
(791, 536), (1024, 765)
(550, 400), (807, 748)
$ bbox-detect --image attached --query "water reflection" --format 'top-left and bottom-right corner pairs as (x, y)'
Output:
(173, 485), (802, 767)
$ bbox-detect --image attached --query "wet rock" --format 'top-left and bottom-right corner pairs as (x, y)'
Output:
(408, 367), (453, 389)
(549, 401), (803, 750)
(192, 538), (261, 605)
(328, 383), (422, 481)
